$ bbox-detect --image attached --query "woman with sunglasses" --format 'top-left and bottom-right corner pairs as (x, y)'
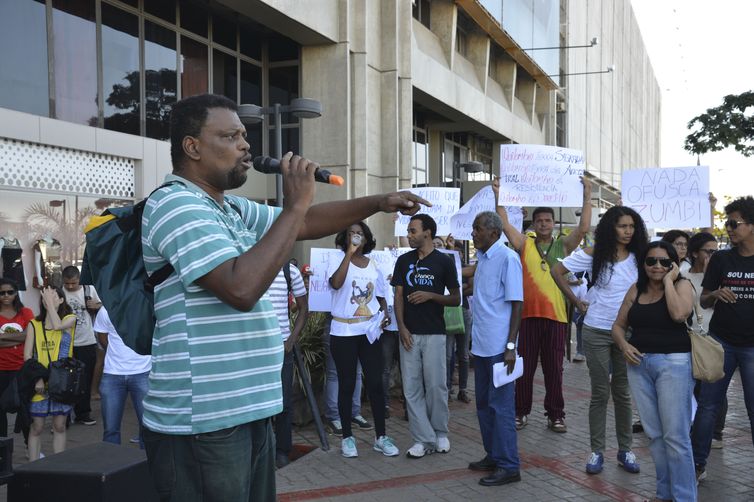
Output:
(23, 286), (77, 461)
(551, 205), (648, 475)
(692, 196), (754, 482)
(612, 241), (696, 502)
(0, 278), (34, 440)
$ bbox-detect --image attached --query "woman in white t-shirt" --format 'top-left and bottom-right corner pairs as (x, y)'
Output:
(327, 222), (398, 459)
(551, 206), (648, 476)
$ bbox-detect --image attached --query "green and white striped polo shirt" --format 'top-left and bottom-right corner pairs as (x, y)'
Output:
(141, 174), (283, 434)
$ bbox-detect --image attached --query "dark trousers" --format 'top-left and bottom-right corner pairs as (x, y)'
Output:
(73, 343), (97, 418)
(515, 317), (568, 419)
(0, 369), (29, 441)
(475, 352), (519, 470)
(330, 334), (385, 439)
(381, 330), (400, 408)
(275, 350), (294, 457)
(144, 418), (275, 502)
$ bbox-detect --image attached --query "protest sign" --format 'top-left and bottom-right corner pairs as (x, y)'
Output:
(438, 249), (463, 297)
(307, 248), (340, 312)
(394, 187), (460, 237)
(449, 186), (523, 242)
(498, 144), (585, 207)
(622, 166), (710, 228)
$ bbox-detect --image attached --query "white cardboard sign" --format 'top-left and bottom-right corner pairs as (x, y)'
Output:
(498, 144), (585, 207)
(622, 166), (710, 228)
(394, 187), (460, 237)
(449, 186), (523, 242)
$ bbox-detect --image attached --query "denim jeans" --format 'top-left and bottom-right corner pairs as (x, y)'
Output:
(628, 353), (696, 502)
(692, 333), (754, 469)
(446, 330), (469, 391)
(323, 329), (362, 421)
(100, 371), (149, 448)
(474, 352), (519, 471)
(381, 330), (400, 408)
(144, 418), (275, 502)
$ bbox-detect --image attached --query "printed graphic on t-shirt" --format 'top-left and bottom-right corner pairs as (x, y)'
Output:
(351, 280), (375, 316)
(722, 271), (754, 300)
(406, 263), (435, 288)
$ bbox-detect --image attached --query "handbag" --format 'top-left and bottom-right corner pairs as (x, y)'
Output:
(687, 301), (725, 383)
(41, 324), (87, 405)
(0, 377), (21, 413)
(444, 305), (465, 335)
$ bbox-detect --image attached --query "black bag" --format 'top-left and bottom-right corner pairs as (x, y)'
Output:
(40, 324), (86, 405)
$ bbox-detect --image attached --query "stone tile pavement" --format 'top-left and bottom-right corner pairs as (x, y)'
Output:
(2, 336), (753, 501)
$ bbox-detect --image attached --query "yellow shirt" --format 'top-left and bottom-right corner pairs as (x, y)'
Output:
(30, 316), (76, 402)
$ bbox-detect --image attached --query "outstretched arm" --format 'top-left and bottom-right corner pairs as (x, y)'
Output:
(491, 178), (525, 251)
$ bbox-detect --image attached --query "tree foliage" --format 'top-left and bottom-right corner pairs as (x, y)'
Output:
(684, 91), (754, 157)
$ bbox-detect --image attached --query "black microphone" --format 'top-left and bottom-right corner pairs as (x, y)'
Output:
(252, 156), (344, 186)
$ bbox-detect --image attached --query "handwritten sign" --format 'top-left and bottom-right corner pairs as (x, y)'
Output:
(307, 248), (340, 312)
(437, 249), (463, 297)
(623, 166), (710, 228)
(449, 186), (523, 242)
(394, 187), (460, 237)
(498, 144), (585, 207)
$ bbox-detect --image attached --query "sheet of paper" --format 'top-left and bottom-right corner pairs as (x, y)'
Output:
(493, 356), (524, 387)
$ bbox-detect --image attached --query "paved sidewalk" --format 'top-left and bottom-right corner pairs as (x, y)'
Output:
(3, 338), (753, 501)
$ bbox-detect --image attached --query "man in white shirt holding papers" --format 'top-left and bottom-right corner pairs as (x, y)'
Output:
(465, 211), (524, 487)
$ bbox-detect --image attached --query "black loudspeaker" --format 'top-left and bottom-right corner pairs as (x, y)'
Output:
(9, 442), (159, 502)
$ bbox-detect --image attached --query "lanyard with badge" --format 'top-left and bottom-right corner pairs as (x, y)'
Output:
(535, 238), (555, 271)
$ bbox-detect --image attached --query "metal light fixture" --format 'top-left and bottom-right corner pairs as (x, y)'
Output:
(238, 98), (324, 205)
(549, 64), (615, 78)
(523, 37), (598, 51)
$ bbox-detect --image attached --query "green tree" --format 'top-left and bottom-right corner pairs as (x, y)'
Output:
(684, 91), (754, 157)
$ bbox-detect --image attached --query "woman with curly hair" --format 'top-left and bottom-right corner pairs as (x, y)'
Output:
(551, 206), (648, 475)
(661, 230), (691, 271)
(327, 221), (398, 458)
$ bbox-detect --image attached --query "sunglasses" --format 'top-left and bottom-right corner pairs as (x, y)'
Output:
(0, 290), (16, 296)
(725, 219), (748, 230)
(644, 257), (673, 268)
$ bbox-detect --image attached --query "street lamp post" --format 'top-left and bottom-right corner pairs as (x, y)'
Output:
(238, 98), (323, 206)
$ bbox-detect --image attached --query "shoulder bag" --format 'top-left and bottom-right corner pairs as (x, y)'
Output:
(41, 324), (87, 405)
(687, 300), (725, 383)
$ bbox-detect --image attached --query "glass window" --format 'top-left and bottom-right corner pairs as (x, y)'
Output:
(102, 4), (140, 136)
(52, 0), (98, 125)
(0, 0), (49, 117)
(213, 49), (237, 101)
(240, 26), (262, 61)
(412, 0), (431, 29)
(179, 0), (208, 38)
(268, 66), (299, 125)
(144, 0), (176, 24)
(268, 128), (300, 157)
(412, 129), (429, 187)
(240, 61), (261, 105)
(212, 16), (236, 49)
(268, 36), (299, 62)
(180, 36), (208, 98)
(145, 21), (177, 140)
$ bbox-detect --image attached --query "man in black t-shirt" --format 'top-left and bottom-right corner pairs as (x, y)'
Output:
(392, 214), (460, 459)
(692, 195), (754, 481)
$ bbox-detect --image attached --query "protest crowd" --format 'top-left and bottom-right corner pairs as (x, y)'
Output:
(2, 93), (754, 502)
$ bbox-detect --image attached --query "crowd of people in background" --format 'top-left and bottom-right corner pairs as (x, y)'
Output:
(1, 94), (753, 502)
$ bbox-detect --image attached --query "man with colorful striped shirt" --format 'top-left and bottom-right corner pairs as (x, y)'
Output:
(141, 94), (428, 502)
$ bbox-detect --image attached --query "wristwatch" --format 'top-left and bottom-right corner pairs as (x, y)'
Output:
(506, 342), (515, 351)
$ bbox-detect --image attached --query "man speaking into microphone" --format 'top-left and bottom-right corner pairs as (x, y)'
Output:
(140, 93), (428, 502)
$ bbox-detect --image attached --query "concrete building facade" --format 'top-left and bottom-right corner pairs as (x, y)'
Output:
(0, 0), (659, 307)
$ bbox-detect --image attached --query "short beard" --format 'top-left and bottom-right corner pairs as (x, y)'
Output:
(225, 164), (248, 190)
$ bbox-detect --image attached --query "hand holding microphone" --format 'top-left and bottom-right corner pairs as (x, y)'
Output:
(253, 155), (344, 186)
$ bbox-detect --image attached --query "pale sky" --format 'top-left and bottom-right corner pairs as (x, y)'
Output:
(631, 0), (754, 201)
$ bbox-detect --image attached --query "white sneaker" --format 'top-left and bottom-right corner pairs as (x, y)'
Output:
(373, 436), (399, 456)
(406, 442), (433, 458)
(436, 436), (450, 453)
(341, 436), (358, 458)
(711, 438), (723, 449)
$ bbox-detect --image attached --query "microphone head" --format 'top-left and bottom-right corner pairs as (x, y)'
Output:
(329, 175), (345, 186)
(252, 156), (277, 174)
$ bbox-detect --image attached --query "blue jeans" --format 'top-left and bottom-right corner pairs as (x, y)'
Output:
(474, 353), (519, 471)
(692, 334), (754, 469)
(628, 353), (696, 502)
(323, 329), (362, 421)
(100, 371), (149, 448)
(144, 418), (275, 502)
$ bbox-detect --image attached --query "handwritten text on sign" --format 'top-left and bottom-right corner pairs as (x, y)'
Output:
(449, 186), (523, 242)
(623, 166), (710, 228)
(394, 187), (460, 237)
(498, 145), (585, 207)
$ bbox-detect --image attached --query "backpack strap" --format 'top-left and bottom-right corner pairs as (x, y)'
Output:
(283, 263), (293, 294)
